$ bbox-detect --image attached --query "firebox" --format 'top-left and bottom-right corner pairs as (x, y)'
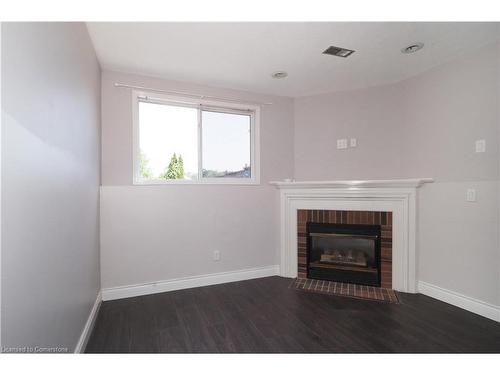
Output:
(306, 222), (381, 287)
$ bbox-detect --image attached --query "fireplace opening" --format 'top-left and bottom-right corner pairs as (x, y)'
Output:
(307, 222), (381, 287)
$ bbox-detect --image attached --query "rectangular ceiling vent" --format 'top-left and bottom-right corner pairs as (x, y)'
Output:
(322, 45), (355, 58)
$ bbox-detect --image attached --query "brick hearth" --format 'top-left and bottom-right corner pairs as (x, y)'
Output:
(297, 210), (393, 289)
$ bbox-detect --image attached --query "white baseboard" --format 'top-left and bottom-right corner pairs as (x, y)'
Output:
(74, 291), (102, 353)
(418, 281), (500, 322)
(101, 265), (280, 301)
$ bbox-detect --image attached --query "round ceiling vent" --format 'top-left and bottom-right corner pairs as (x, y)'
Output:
(271, 71), (288, 79)
(401, 42), (424, 54)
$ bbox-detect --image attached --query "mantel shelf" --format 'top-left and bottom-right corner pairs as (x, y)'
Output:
(269, 178), (434, 189)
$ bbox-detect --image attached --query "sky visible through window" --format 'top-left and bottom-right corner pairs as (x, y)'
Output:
(139, 101), (251, 180)
(202, 110), (251, 177)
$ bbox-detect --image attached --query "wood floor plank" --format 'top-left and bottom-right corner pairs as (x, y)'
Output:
(85, 276), (500, 353)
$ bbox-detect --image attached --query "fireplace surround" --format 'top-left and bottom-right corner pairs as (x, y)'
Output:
(299, 209), (392, 288)
(271, 178), (433, 293)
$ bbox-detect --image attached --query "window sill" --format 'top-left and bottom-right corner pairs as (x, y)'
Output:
(133, 179), (261, 186)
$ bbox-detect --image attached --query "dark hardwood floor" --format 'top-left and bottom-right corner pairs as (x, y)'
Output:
(85, 276), (500, 353)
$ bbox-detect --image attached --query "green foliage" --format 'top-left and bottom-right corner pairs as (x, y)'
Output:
(178, 155), (184, 179)
(140, 152), (154, 179)
(160, 153), (185, 179)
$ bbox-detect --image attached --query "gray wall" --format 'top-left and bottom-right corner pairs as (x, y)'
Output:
(100, 71), (294, 289)
(294, 83), (407, 181)
(1, 23), (101, 351)
(294, 42), (500, 306)
(403, 45), (499, 305)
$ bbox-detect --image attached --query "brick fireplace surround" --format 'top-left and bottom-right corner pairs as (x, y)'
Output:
(271, 178), (434, 293)
(297, 209), (393, 289)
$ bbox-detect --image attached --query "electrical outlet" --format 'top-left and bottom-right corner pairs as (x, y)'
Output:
(213, 250), (221, 261)
(350, 138), (357, 147)
(475, 139), (486, 153)
(337, 139), (348, 149)
(466, 189), (477, 202)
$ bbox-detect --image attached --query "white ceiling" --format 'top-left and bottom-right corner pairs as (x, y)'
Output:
(86, 22), (500, 97)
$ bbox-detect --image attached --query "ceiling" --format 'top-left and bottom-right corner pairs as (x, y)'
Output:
(86, 22), (500, 97)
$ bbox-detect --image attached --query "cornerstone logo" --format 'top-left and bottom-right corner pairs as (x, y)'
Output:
(2, 346), (69, 353)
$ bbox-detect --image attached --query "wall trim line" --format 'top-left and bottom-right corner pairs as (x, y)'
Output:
(101, 265), (280, 301)
(418, 281), (500, 322)
(74, 291), (102, 353)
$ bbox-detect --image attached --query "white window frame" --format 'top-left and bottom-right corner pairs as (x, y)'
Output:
(132, 90), (260, 185)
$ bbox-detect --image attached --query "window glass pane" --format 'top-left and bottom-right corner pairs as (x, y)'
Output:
(139, 101), (198, 180)
(201, 110), (251, 178)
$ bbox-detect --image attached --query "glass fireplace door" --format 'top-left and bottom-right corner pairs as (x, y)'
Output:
(307, 223), (381, 286)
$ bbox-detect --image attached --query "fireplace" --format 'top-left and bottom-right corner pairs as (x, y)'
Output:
(307, 222), (381, 287)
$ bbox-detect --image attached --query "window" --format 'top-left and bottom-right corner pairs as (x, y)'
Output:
(133, 91), (259, 184)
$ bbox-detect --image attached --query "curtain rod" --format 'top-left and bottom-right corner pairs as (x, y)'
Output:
(114, 83), (273, 106)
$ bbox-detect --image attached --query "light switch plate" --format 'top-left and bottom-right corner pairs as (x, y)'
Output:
(350, 138), (357, 147)
(466, 189), (477, 202)
(337, 139), (348, 149)
(475, 139), (486, 153)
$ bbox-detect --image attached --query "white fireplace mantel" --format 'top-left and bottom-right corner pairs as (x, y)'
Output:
(270, 178), (433, 293)
(269, 178), (433, 189)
